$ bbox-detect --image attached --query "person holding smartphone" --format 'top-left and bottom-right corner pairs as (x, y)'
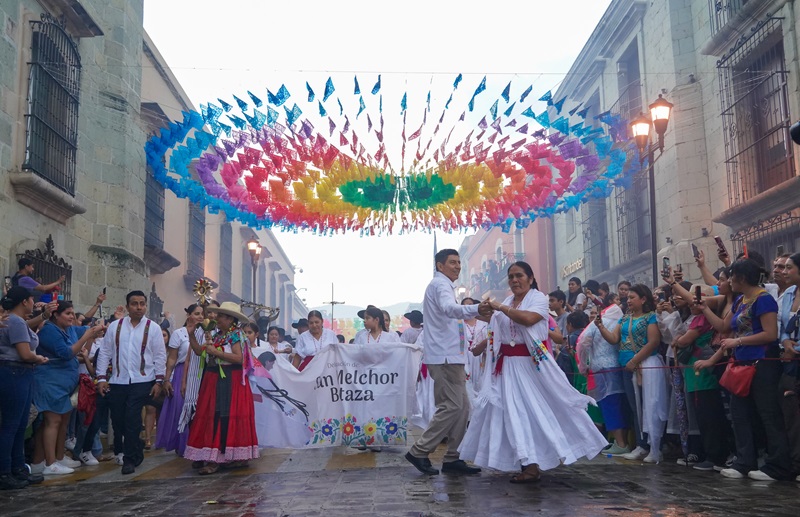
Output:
(778, 252), (800, 481)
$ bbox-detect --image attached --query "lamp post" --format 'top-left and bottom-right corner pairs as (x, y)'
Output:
(630, 93), (673, 287)
(324, 283), (345, 334)
(246, 239), (262, 301)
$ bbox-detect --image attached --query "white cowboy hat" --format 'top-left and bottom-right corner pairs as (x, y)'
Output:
(213, 302), (251, 323)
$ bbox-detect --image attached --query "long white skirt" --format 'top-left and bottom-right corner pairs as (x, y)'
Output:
(465, 351), (488, 410)
(410, 371), (435, 429)
(459, 355), (608, 472)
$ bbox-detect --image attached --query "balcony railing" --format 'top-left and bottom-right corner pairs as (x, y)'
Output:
(709, 0), (751, 38)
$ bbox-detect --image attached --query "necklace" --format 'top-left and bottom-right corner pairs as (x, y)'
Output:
(368, 331), (382, 343)
(465, 321), (477, 349)
(508, 298), (523, 347)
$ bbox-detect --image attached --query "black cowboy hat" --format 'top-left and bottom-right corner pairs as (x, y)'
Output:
(404, 310), (423, 324)
(292, 318), (309, 329)
(357, 304), (378, 319)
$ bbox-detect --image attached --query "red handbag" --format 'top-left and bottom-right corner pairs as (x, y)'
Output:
(719, 359), (757, 397)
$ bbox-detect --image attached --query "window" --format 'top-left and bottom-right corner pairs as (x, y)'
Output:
(22, 13), (81, 195)
(565, 209), (576, 241)
(614, 173), (650, 264)
(719, 18), (794, 207)
(144, 168), (165, 249)
(582, 198), (610, 277)
(148, 283), (164, 321)
(187, 202), (205, 277)
(219, 223), (232, 293)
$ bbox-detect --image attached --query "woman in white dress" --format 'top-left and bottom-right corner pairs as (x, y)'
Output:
(459, 261), (608, 483)
(461, 298), (488, 407)
(292, 311), (338, 371)
(354, 307), (401, 344)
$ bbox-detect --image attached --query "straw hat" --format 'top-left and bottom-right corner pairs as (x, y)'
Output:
(213, 302), (250, 323)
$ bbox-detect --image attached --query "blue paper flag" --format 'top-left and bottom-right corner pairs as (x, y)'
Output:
(227, 114), (246, 130)
(357, 96), (366, 118)
(247, 91), (263, 108)
(245, 109), (267, 130)
(217, 99), (233, 112)
(539, 90), (552, 103)
(267, 106), (279, 126)
(489, 100), (498, 120)
(284, 103), (302, 127)
(323, 78), (335, 102)
(401, 93), (407, 113)
(371, 75), (381, 95)
(521, 107), (536, 119)
(552, 97), (566, 114)
(454, 73), (463, 89)
(504, 102), (516, 117)
(319, 101), (327, 117)
(338, 98), (344, 116)
(569, 102), (583, 116)
(354, 76), (361, 95)
(520, 85), (533, 103)
(501, 82), (511, 103)
(535, 111), (551, 128)
(306, 82), (315, 102)
(233, 95), (248, 112)
(445, 94), (453, 109)
(577, 106), (591, 118)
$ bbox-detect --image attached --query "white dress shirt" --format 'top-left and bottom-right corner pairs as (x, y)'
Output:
(295, 328), (338, 359)
(422, 272), (480, 365)
(97, 316), (166, 384)
(400, 326), (423, 344)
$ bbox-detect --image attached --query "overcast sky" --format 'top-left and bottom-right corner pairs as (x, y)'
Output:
(142, 0), (612, 311)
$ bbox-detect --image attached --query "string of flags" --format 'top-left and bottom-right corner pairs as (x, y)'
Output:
(144, 74), (642, 235)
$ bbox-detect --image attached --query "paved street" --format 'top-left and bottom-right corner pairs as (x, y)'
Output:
(1, 429), (798, 517)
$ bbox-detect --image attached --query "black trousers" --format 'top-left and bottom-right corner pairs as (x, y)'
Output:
(692, 389), (733, 466)
(778, 372), (800, 475)
(729, 360), (791, 479)
(107, 381), (153, 467)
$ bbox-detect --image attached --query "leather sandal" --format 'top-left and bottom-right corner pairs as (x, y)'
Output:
(198, 463), (220, 475)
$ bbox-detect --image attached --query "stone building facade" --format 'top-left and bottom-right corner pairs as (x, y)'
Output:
(550, 0), (800, 289)
(1, 0), (306, 327)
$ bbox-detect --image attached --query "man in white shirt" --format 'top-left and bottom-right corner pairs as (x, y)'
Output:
(401, 310), (423, 344)
(406, 249), (492, 476)
(96, 290), (166, 475)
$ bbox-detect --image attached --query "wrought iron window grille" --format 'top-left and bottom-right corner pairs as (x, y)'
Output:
(22, 12), (81, 195)
(718, 17), (794, 208)
(16, 234), (72, 300)
(730, 210), (800, 259)
(148, 283), (164, 322)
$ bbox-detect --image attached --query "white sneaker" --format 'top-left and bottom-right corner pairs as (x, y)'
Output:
(43, 462), (74, 475)
(643, 452), (663, 464)
(30, 461), (45, 474)
(114, 453), (124, 466)
(58, 456), (81, 468)
(622, 446), (649, 460)
(720, 468), (744, 479)
(748, 470), (777, 481)
(79, 452), (99, 466)
(65, 437), (77, 451)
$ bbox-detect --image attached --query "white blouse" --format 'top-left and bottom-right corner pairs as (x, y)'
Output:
(354, 330), (401, 345)
(295, 328), (338, 358)
(169, 327), (194, 364)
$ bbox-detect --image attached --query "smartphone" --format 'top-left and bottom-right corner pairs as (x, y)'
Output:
(676, 264), (683, 273)
(714, 236), (728, 257)
(595, 313), (602, 326)
(663, 285), (673, 300)
(743, 243), (749, 258)
(691, 243), (700, 258)
(695, 285), (702, 303)
(657, 291), (666, 302)
(3, 276), (11, 291)
(103, 286), (107, 294)
(661, 256), (670, 278)
(777, 245), (785, 257)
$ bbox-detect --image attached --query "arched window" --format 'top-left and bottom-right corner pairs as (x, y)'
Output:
(23, 13), (81, 195)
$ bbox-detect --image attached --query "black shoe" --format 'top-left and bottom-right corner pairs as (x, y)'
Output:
(442, 460), (481, 475)
(0, 474), (28, 490)
(121, 463), (135, 475)
(134, 455), (144, 467)
(405, 452), (439, 475)
(12, 468), (43, 485)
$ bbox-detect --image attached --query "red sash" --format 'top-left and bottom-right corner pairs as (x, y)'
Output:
(493, 343), (531, 375)
(298, 355), (313, 372)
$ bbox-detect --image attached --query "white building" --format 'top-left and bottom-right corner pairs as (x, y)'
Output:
(551, 0), (800, 288)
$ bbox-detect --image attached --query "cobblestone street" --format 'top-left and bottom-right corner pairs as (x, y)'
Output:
(1, 439), (798, 516)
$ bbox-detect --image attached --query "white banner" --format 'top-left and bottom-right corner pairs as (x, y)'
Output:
(250, 343), (422, 448)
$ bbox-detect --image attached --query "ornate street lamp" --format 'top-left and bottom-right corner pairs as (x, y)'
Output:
(630, 94), (673, 287)
(246, 239), (262, 301)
